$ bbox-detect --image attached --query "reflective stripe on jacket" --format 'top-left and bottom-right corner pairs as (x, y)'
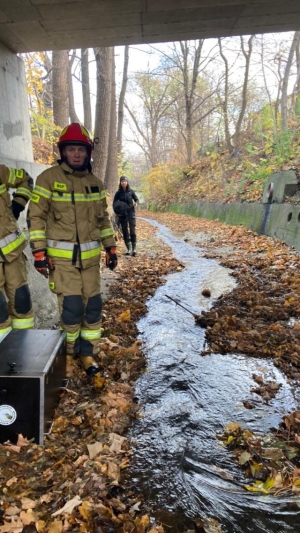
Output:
(27, 162), (115, 269)
(0, 164), (33, 262)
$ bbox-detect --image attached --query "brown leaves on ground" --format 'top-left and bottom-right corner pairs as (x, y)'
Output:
(217, 411), (300, 495)
(0, 218), (179, 533)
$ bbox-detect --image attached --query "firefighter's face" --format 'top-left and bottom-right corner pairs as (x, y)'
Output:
(63, 145), (88, 167)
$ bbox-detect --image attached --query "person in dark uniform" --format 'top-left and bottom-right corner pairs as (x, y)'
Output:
(113, 176), (139, 256)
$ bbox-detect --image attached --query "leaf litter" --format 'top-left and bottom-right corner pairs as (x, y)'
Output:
(1, 211), (300, 532)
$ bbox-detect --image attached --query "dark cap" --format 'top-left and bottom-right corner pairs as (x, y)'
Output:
(120, 176), (128, 182)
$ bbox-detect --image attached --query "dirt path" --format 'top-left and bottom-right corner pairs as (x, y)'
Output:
(1, 211), (300, 533)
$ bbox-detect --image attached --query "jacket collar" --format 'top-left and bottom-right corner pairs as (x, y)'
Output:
(60, 161), (90, 177)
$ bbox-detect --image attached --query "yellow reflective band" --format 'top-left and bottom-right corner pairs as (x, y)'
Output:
(11, 317), (34, 329)
(54, 181), (67, 191)
(16, 187), (32, 199)
(0, 326), (12, 335)
(1, 232), (26, 255)
(8, 168), (16, 185)
(34, 185), (51, 199)
(80, 329), (101, 340)
(49, 281), (55, 290)
(100, 228), (114, 238)
(51, 192), (103, 202)
(29, 230), (46, 240)
(47, 246), (101, 260)
(16, 169), (24, 179)
(0, 184), (6, 195)
(52, 192), (72, 202)
(31, 193), (40, 203)
(66, 330), (80, 342)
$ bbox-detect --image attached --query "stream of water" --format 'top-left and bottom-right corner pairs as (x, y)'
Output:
(128, 219), (300, 533)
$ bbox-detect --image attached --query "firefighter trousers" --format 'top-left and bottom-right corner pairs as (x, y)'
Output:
(49, 262), (102, 358)
(0, 252), (34, 340)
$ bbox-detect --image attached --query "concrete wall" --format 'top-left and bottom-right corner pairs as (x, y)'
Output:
(166, 201), (300, 252)
(0, 43), (33, 163)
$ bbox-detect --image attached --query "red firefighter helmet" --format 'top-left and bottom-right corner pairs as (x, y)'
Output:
(57, 123), (94, 160)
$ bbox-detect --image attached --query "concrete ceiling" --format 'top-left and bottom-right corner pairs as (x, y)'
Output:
(0, 0), (299, 53)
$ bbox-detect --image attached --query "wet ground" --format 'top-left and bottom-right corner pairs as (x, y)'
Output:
(129, 220), (300, 533)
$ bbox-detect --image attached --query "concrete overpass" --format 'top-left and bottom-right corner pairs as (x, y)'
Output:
(0, 1), (299, 51)
(0, 0), (299, 175)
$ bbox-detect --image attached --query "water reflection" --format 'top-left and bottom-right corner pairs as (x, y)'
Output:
(129, 220), (300, 532)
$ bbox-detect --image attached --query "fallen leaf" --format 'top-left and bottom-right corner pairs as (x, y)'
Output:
(87, 442), (103, 460)
(51, 495), (82, 517)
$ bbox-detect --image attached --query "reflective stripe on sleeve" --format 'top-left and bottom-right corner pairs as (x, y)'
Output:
(0, 231), (26, 256)
(8, 168), (16, 185)
(15, 187), (32, 200)
(0, 184), (6, 195)
(100, 228), (114, 239)
(29, 230), (46, 241)
(33, 185), (52, 199)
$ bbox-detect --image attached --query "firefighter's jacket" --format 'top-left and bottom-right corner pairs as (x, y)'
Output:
(27, 162), (116, 269)
(0, 165), (33, 263)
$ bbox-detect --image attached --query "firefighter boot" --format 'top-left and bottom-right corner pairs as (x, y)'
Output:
(125, 242), (132, 255)
(79, 355), (100, 377)
(132, 243), (137, 256)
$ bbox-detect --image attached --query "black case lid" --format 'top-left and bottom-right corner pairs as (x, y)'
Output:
(0, 330), (65, 376)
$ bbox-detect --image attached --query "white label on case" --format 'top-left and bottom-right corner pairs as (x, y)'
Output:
(0, 405), (17, 425)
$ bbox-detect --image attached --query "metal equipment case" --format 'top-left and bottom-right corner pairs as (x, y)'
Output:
(0, 330), (66, 445)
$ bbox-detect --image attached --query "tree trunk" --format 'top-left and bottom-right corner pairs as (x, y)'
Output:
(117, 45), (129, 156)
(233, 35), (254, 152)
(218, 38), (233, 153)
(281, 31), (300, 129)
(68, 50), (80, 123)
(105, 50), (118, 197)
(93, 47), (113, 183)
(81, 48), (92, 132)
(52, 50), (69, 128)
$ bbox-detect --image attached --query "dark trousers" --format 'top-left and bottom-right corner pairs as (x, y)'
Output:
(119, 211), (136, 244)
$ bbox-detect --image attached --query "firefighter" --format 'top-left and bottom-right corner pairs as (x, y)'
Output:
(113, 176), (139, 256)
(0, 165), (34, 341)
(27, 123), (117, 377)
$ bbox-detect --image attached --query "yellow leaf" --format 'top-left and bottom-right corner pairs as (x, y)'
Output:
(118, 309), (131, 322)
(79, 501), (92, 520)
(48, 519), (63, 533)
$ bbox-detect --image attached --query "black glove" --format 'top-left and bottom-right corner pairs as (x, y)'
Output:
(105, 247), (118, 271)
(11, 201), (24, 220)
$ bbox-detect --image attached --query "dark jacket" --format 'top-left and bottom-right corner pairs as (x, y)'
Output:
(113, 189), (139, 217)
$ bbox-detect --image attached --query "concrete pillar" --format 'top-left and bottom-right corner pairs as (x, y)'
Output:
(0, 43), (33, 163)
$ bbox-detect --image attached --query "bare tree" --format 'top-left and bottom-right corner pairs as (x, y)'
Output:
(52, 50), (69, 128)
(218, 38), (233, 152)
(233, 35), (255, 152)
(125, 71), (177, 167)
(68, 50), (80, 124)
(81, 48), (92, 132)
(281, 31), (300, 129)
(93, 47), (114, 182)
(105, 51), (118, 196)
(117, 45), (129, 157)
